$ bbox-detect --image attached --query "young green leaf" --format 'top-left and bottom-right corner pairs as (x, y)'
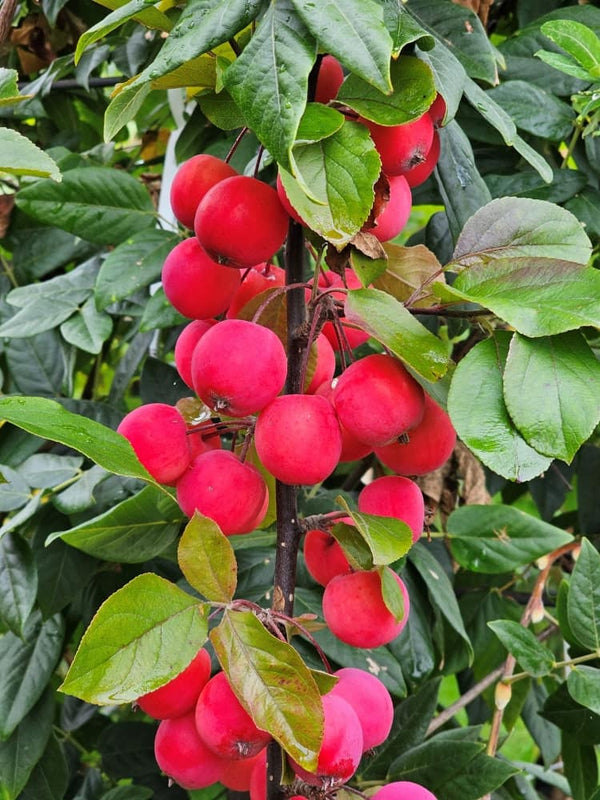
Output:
(447, 504), (573, 574)
(344, 287), (450, 381)
(104, 81), (152, 142)
(488, 620), (555, 677)
(0, 533), (37, 637)
(379, 565), (406, 623)
(178, 512), (237, 603)
(60, 573), (208, 704)
(567, 538), (600, 652)
(567, 666), (600, 716)
(210, 608), (323, 771)
(540, 20), (600, 75)
(335, 495), (413, 566)
(0, 129), (61, 181)
(504, 332), (600, 463)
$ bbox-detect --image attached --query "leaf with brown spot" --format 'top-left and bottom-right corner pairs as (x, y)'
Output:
(374, 244), (445, 306)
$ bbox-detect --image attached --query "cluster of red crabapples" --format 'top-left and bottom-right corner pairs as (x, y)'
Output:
(138, 645), (435, 800)
(118, 55), (451, 797)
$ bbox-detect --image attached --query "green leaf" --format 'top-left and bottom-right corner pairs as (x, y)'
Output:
(223, 0), (316, 169)
(373, 243), (444, 306)
(75, 0), (171, 64)
(567, 538), (600, 652)
(462, 79), (554, 182)
(344, 287), (450, 381)
(447, 335), (553, 481)
(0, 689), (54, 800)
(562, 734), (599, 800)
(336, 55), (436, 125)
(296, 102), (344, 144)
(210, 608), (323, 771)
(280, 119), (381, 245)
(178, 512), (237, 603)
(135, 0), (264, 87)
(0, 396), (157, 489)
(535, 49), (594, 81)
(291, 0), (393, 93)
(409, 542), (473, 660)
(0, 129), (61, 181)
(0, 612), (64, 739)
(0, 68), (25, 107)
(96, 229), (179, 310)
(416, 38), (466, 122)
(379, 565), (406, 623)
(335, 495), (413, 566)
(18, 733), (69, 800)
(542, 681), (600, 743)
(16, 168), (155, 245)
(488, 620), (555, 677)
(381, 1), (435, 55)
(17, 454), (82, 489)
(484, 80), (575, 142)
(446, 504), (573, 574)
(0, 533), (37, 637)
(541, 20), (600, 74)
(0, 465), (30, 512)
(46, 485), (183, 562)
(434, 121), (492, 241)
(139, 286), (188, 331)
(60, 297), (113, 355)
(568, 666), (600, 716)
(60, 573), (208, 704)
(504, 332), (600, 463)
(100, 787), (153, 800)
(197, 89), (246, 130)
(361, 678), (442, 780)
(450, 196), (592, 267)
(104, 81), (152, 142)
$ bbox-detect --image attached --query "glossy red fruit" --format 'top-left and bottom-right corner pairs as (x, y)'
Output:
(373, 781), (438, 800)
(290, 693), (363, 785)
(364, 113), (435, 176)
(226, 263), (286, 319)
(358, 475), (425, 544)
(322, 569), (410, 648)
(162, 237), (241, 320)
(315, 55), (344, 104)
(220, 748), (266, 791)
(255, 394), (342, 485)
(404, 130), (440, 188)
(154, 711), (225, 789)
(170, 154), (237, 229)
(117, 403), (190, 485)
(176, 450), (267, 535)
(428, 93), (447, 128)
(369, 174), (413, 242)
(276, 173), (306, 226)
(195, 671), (272, 759)
(305, 334), (336, 394)
(332, 354), (425, 447)
(191, 319), (287, 417)
(174, 319), (216, 389)
(194, 175), (290, 268)
(320, 269), (371, 351)
(137, 648), (211, 720)
(304, 529), (351, 587)
(249, 749), (267, 800)
(375, 394), (456, 476)
(330, 667), (394, 751)
(186, 426), (222, 460)
(316, 380), (373, 462)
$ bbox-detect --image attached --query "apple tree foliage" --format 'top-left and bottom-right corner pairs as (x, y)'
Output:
(0, 1), (600, 799)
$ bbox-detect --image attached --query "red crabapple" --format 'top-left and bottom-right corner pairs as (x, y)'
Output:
(373, 782), (438, 800)
(176, 450), (267, 535)
(368, 174), (412, 242)
(117, 403), (190, 485)
(305, 334), (336, 394)
(255, 394), (342, 485)
(191, 319), (287, 417)
(195, 671), (272, 759)
(375, 394), (456, 476)
(174, 319), (216, 388)
(304, 529), (351, 587)
(137, 648), (211, 720)
(322, 569), (410, 648)
(428, 93), (447, 128)
(404, 131), (440, 188)
(289, 693), (363, 785)
(194, 175), (289, 268)
(170, 154), (237, 229)
(186, 425), (222, 461)
(226, 263), (286, 319)
(316, 380), (373, 462)
(315, 55), (344, 104)
(220, 749), (266, 791)
(162, 237), (241, 320)
(358, 475), (425, 544)
(332, 353), (425, 447)
(364, 113), (435, 176)
(276, 173), (306, 226)
(329, 667), (393, 751)
(249, 749), (267, 800)
(320, 269), (371, 351)
(154, 711), (225, 789)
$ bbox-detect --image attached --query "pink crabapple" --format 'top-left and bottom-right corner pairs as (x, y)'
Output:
(137, 648), (211, 720)
(358, 475), (425, 544)
(329, 667), (394, 751)
(170, 153), (237, 229)
(154, 711), (225, 789)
